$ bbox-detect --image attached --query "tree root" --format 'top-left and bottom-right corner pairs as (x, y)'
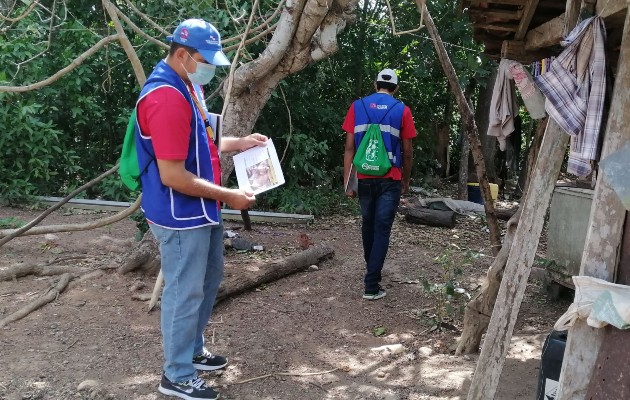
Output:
(234, 368), (339, 384)
(117, 231), (160, 275)
(0, 273), (72, 328)
(0, 262), (89, 282)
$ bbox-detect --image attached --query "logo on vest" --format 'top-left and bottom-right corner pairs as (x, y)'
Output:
(369, 103), (388, 110)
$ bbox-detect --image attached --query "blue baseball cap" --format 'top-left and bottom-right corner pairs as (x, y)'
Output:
(166, 19), (231, 66)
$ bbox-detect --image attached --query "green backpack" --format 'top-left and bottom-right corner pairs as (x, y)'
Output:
(352, 99), (400, 176)
(119, 108), (150, 191)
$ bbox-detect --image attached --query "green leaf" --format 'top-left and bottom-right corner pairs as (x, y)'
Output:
(372, 326), (386, 337)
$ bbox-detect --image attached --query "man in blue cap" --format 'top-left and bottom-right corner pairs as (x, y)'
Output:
(135, 19), (267, 399)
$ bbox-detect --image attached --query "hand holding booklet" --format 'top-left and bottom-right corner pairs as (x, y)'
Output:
(233, 139), (285, 195)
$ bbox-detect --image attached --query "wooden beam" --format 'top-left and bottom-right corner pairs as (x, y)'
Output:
(596, 0), (626, 17)
(477, 22), (519, 32)
(475, 0), (526, 5)
(468, 8), (523, 20)
(524, 13), (565, 50)
(556, 5), (630, 399)
(514, 0), (540, 40)
(501, 40), (553, 63)
(465, 120), (569, 400)
(525, 0), (628, 50)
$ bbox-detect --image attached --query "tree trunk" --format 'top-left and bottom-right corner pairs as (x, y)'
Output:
(220, 0), (359, 182)
(458, 79), (476, 200)
(436, 97), (452, 178)
(117, 231), (161, 275)
(472, 68), (498, 183)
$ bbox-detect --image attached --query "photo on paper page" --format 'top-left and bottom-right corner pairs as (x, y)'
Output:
(233, 139), (285, 195)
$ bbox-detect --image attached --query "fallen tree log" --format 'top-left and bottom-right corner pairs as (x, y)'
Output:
(400, 207), (456, 228)
(0, 273), (72, 328)
(495, 206), (518, 221)
(216, 245), (334, 303)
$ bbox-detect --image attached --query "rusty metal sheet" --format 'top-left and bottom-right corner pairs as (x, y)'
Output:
(584, 212), (630, 399)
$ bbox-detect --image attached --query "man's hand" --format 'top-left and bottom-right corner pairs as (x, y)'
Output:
(225, 188), (256, 210)
(221, 134), (268, 153)
(240, 133), (268, 151)
(401, 181), (409, 195)
(345, 190), (356, 198)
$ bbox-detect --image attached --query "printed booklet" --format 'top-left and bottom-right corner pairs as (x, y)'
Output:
(233, 139), (285, 195)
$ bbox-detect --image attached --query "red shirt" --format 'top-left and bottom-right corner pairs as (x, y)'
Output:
(342, 101), (417, 180)
(137, 85), (222, 186)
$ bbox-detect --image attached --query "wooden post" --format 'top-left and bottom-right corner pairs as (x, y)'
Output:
(556, 4), (630, 399)
(466, 120), (569, 399)
(415, 0), (501, 255)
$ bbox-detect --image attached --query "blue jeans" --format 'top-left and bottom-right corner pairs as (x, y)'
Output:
(150, 223), (224, 383)
(358, 178), (401, 293)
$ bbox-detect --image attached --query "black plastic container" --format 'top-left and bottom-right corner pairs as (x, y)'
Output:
(536, 330), (568, 400)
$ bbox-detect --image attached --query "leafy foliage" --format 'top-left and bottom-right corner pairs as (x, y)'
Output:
(421, 245), (472, 330)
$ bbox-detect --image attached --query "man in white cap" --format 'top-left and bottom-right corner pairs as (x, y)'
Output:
(342, 68), (416, 301)
(134, 19), (267, 399)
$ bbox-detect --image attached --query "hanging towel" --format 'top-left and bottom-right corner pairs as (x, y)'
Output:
(509, 62), (546, 119)
(488, 59), (519, 151)
(535, 17), (606, 176)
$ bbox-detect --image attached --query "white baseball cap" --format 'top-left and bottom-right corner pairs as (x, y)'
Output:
(376, 68), (398, 85)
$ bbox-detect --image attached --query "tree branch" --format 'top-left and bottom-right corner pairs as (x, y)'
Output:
(115, 6), (168, 51)
(0, 196), (142, 239)
(102, 0), (146, 87)
(0, 273), (72, 328)
(222, 0), (262, 117)
(123, 0), (170, 36)
(222, 0), (285, 44)
(0, 0), (39, 23)
(0, 34), (119, 92)
(223, 22), (278, 52)
(0, 164), (120, 246)
(231, 0), (308, 94)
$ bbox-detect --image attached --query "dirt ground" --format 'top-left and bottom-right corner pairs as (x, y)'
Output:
(0, 198), (570, 400)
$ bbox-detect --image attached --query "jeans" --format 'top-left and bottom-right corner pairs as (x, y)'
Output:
(358, 178), (401, 293)
(150, 222), (224, 383)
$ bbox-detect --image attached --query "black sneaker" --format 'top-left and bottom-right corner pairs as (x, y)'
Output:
(192, 349), (228, 371)
(363, 288), (387, 300)
(158, 374), (219, 400)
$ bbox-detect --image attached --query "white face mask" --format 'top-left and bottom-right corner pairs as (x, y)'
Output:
(182, 53), (216, 85)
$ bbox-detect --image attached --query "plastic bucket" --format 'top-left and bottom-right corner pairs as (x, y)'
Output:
(467, 183), (498, 204)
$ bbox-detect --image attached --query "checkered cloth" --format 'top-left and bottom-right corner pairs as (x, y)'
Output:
(535, 17), (607, 176)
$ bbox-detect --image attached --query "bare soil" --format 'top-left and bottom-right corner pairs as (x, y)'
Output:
(0, 200), (570, 400)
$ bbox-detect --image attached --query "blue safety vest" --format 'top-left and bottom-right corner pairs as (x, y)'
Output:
(136, 60), (220, 229)
(353, 93), (405, 168)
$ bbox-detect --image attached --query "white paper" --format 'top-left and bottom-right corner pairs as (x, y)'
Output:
(233, 139), (285, 195)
